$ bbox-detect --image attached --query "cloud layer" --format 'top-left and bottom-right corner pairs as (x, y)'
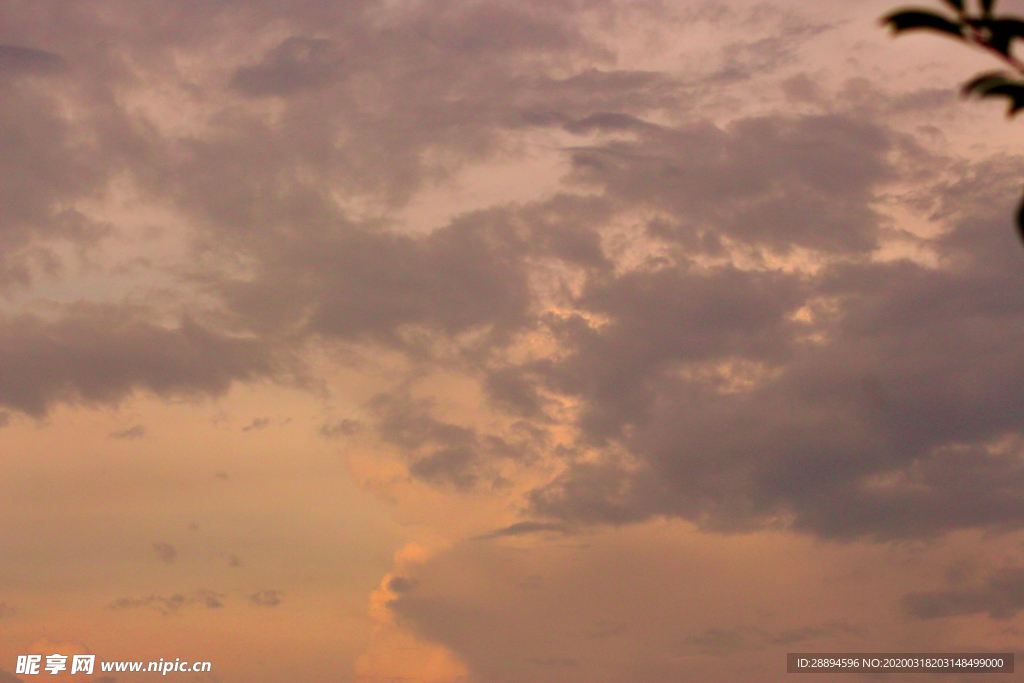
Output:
(4, 0), (1024, 680)
(1, 0), (1023, 542)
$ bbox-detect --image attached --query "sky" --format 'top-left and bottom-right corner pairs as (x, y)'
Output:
(3, 0), (1024, 681)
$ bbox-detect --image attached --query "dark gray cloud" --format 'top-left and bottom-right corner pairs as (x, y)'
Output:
(110, 424), (145, 440)
(0, 305), (277, 416)
(528, 656), (578, 668)
(408, 446), (480, 490)
(476, 521), (569, 540)
(387, 576), (417, 594)
(766, 621), (864, 645)
(384, 539), (631, 683)
(242, 220), (535, 343)
(483, 367), (552, 420)
(528, 214), (1024, 538)
(685, 621), (863, 655)
(711, 15), (833, 84)
(564, 113), (900, 255)
(0, 670), (21, 683)
(686, 627), (750, 656)
(904, 567), (1024, 620)
(372, 393), (540, 490)
(373, 394), (484, 490)
(0, 45), (66, 76)
(110, 589), (224, 615)
(152, 542), (177, 564)
(780, 73), (824, 104)
(231, 37), (344, 97)
(385, 535), (874, 683)
(0, 82), (111, 288)
(391, 592), (541, 682)
(242, 417), (270, 432)
(249, 589), (282, 607)
(513, 123), (1024, 540)
(319, 418), (362, 438)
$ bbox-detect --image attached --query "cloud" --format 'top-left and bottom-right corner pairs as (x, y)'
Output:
(110, 424), (145, 440)
(372, 394), (484, 490)
(218, 63), (1023, 544)
(0, 602), (15, 617)
(320, 418), (362, 438)
(904, 566), (1024, 620)
(249, 589), (283, 607)
(0, 45), (66, 77)
(766, 621), (864, 645)
(110, 589), (225, 615)
(501, 132), (1024, 540)
(152, 542), (177, 564)
(216, 218), (537, 347)
(685, 627), (750, 656)
(0, 87), (109, 288)
(0, 0), (1020, 565)
(684, 621), (862, 656)
(0, 306), (277, 416)
(527, 656), (578, 668)
(475, 522), (568, 540)
(565, 113), (897, 254)
(408, 447), (479, 491)
(0, 671), (21, 683)
(384, 525), (880, 683)
(242, 417), (270, 432)
(387, 576), (418, 594)
(231, 37), (344, 97)
(24, 0), (1013, 547)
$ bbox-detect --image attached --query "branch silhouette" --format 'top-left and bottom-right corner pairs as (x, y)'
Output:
(883, 0), (1024, 242)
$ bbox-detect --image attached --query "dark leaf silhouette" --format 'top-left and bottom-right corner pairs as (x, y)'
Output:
(962, 71), (1024, 115)
(1017, 190), (1024, 242)
(941, 0), (965, 12)
(971, 18), (1024, 55)
(882, 9), (965, 37)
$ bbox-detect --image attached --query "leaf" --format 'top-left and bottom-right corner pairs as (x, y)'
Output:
(981, 0), (996, 17)
(986, 19), (1024, 55)
(962, 70), (1014, 94)
(1017, 187), (1024, 245)
(882, 9), (965, 38)
(962, 72), (1024, 116)
(941, 0), (965, 12)
(985, 83), (1024, 115)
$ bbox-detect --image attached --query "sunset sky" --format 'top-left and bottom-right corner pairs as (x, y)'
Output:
(3, 0), (1024, 681)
